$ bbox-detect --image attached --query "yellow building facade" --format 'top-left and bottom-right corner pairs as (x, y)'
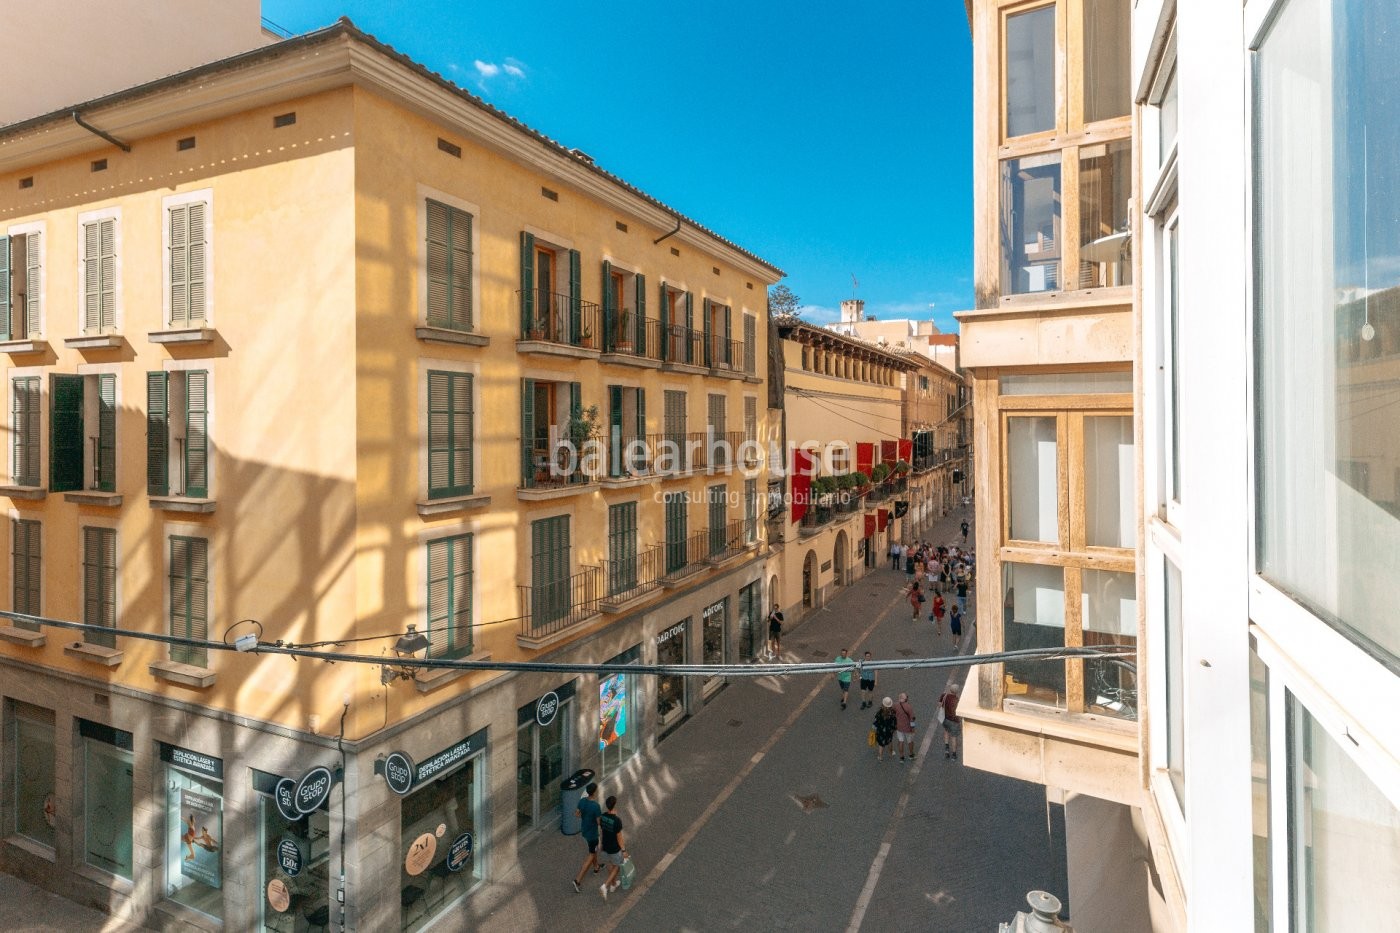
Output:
(0, 22), (779, 931)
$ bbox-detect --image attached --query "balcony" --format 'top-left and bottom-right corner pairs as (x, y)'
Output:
(661, 529), (710, 584)
(517, 565), (603, 649)
(520, 431), (601, 499)
(600, 545), (665, 611)
(661, 324), (708, 373)
(517, 289), (604, 359)
(708, 336), (745, 379)
(836, 490), (866, 514)
(600, 312), (665, 369)
(602, 430), (749, 481)
(800, 502), (835, 535)
(706, 518), (754, 565)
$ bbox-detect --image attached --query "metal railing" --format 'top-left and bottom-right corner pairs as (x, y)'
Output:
(708, 518), (750, 561)
(708, 336), (743, 372)
(519, 565), (603, 639)
(801, 503), (835, 530)
(662, 528), (710, 580)
(603, 545), (665, 603)
(662, 324), (706, 365)
(522, 431), (601, 489)
(605, 430), (749, 476)
(518, 289), (604, 348)
(602, 312), (665, 361)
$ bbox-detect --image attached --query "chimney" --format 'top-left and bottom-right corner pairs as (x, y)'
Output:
(840, 299), (865, 324)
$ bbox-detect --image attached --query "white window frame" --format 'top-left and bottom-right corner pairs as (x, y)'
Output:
(417, 357), (480, 501)
(5, 220), (46, 340)
(160, 189), (214, 329)
(416, 184), (480, 330)
(75, 206), (122, 335)
(160, 360), (215, 499)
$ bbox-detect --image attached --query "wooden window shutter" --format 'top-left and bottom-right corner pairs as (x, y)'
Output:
(452, 373), (472, 495)
(83, 222), (101, 332)
(608, 385), (623, 477)
(427, 371), (473, 499)
(600, 260), (614, 351)
(519, 231), (535, 335)
(724, 305), (733, 365)
(568, 249), (582, 343)
(520, 378), (535, 486)
(83, 527), (117, 646)
(12, 377), (39, 486)
(170, 536), (208, 666)
(744, 315), (757, 374)
(169, 205), (188, 324)
(188, 202), (207, 323)
(184, 371), (208, 497)
(24, 233), (40, 337)
(634, 273), (647, 354)
(684, 291), (695, 363)
(427, 200), (473, 331)
(12, 518), (41, 622)
(426, 534), (473, 658)
(0, 235), (10, 341)
(97, 374), (116, 492)
(702, 298), (713, 367)
(636, 388), (646, 439)
(49, 374), (84, 493)
(147, 372), (169, 495)
(451, 207), (472, 330)
(98, 219), (116, 331)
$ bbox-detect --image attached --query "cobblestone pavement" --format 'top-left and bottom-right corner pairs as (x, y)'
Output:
(474, 505), (1068, 933)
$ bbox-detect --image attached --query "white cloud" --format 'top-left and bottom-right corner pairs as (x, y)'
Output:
(471, 58), (527, 91)
(473, 60), (500, 78)
(502, 60), (525, 78)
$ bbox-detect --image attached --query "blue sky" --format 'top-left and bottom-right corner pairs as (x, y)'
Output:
(262, 1), (974, 329)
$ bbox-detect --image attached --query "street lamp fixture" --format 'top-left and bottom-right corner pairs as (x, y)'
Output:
(381, 625), (430, 684)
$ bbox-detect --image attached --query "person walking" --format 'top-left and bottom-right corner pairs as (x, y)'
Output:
(955, 576), (969, 615)
(859, 650), (876, 709)
(597, 795), (629, 899)
(960, 519), (970, 543)
(834, 649), (855, 710)
(931, 592), (946, 636)
(571, 782), (602, 892)
(889, 541), (902, 571)
(907, 580), (924, 621)
(903, 550), (916, 583)
(939, 683), (963, 760)
(894, 693), (917, 762)
(767, 607), (784, 659)
(873, 697), (897, 761)
(949, 603), (963, 647)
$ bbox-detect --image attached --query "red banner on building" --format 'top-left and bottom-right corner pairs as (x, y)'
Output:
(877, 508), (890, 532)
(898, 438), (912, 463)
(791, 448), (817, 523)
(880, 440), (897, 465)
(856, 442), (874, 478)
(864, 514), (876, 538)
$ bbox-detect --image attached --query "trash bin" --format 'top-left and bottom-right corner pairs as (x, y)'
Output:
(559, 768), (595, 835)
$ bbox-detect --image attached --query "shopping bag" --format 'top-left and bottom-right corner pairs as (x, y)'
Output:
(620, 856), (637, 890)
(867, 728), (877, 747)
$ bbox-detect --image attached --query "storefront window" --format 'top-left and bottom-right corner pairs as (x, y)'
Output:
(1002, 562), (1065, 707)
(1080, 569), (1137, 720)
(400, 755), (481, 932)
(256, 771), (330, 932)
(1256, 0), (1400, 668)
(80, 720), (133, 880)
(517, 684), (573, 833)
(162, 743), (225, 920)
(1000, 153), (1062, 295)
(8, 702), (55, 849)
(598, 647), (640, 777)
(701, 600), (727, 700)
(656, 620), (689, 735)
(737, 582), (761, 662)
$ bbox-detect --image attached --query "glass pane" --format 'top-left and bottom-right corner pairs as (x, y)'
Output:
(656, 621), (687, 732)
(537, 705), (568, 826)
(260, 790), (330, 933)
(1084, 415), (1135, 548)
(1083, 0), (1130, 122)
(1249, 648), (1271, 933)
(1168, 221), (1182, 503)
(1000, 153), (1063, 295)
(1007, 416), (1059, 543)
(1165, 561), (1185, 806)
(1000, 371), (1132, 395)
(1002, 562), (1066, 708)
(1006, 5), (1056, 137)
(84, 739), (133, 879)
(515, 723), (534, 833)
(1081, 569), (1137, 719)
(1079, 140), (1133, 288)
(1287, 692), (1400, 929)
(401, 759), (480, 931)
(13, 715), (55, 848)
(166, 766), (224, 919)
(1158, 65), (1178, 164)
(1256, 0), (1400, 666)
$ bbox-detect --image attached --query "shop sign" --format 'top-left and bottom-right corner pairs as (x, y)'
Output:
(267, 879), (291, 913)
(702, 600), (725, 623)
(446, 832), (473, 872)
(599, 673), (628, 750)
(160, 742), (223, 780)
(657, 621), (686, 645)
(178, 789), (222, 888)
(294, 765), (334, 814)
(535, 691), (560, 727)
(276, 836), (305, 877)
(405, 832), (436, 876)
(820, 560), (832, 571)
(383, 751), (415, 796)
(273, 778), (300, 822)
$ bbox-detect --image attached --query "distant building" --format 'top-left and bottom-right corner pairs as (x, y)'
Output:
(826, 299), (961, 372)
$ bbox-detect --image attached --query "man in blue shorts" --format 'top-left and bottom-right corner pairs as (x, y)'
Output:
(571, 782), (602, 892)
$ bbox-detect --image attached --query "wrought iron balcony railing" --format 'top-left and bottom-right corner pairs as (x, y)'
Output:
(518, 565), (603, 640)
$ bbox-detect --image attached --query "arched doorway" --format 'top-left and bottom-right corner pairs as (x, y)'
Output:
(833, 531), (848, 587)
(802, 550), (818, 608)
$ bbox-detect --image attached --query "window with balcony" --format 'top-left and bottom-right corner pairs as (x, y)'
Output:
(663, 389), (688, 470)
(530, 516), (571, 627)
(607, 503), (637, 596)
(521, 379), (590, 488)
(50, 374), (116, 494)
(9, 376), (39, 486)
(426, 533), (473, 658)
(168, 536), (208, 667)
(520, 233), (593, 346)
(601, 261), (649, 355)
(707, 393), (728, 468)
(743, 314), (757, 375)
(1000, 153), (1062, 295)
(1004, 4), (1055, 138)
(426, 370), (474, 499)
(82, 526), (116, 648)
(147, 371), (208, 499)
(425, 199), (474, 332)
(0, 230), (42, 340)
(664, 492), (687, 573)
(708, 483), (727, 555)
(659, 283), (696, 364)
(607, 385), (647, 477)
(703, 299), (735, 369)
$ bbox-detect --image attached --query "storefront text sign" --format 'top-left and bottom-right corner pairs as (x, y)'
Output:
(160, 742), (223, 779)
(404, 832), (436, 876)
(383, 751), (415, 796)
(273, 778), (301, 822)
(386, 726), (487, 794)
(276, 836), (305, 877)
(267, 879), (290, 913)
(294, 765), (334, 814)
(535, 691), (560, 727)
(414, 732), (479, 785)
(446, 832), (473, 872)
(657, 621), (686, 644)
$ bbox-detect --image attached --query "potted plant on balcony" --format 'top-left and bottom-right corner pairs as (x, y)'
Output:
(850, 470), (870, 491)
(812, 475), (837, 504)
(562, 405), (599, 481)
(894, 459), (911, 475)
(578, 324), (595, 349)
(871, 462), (892, 485)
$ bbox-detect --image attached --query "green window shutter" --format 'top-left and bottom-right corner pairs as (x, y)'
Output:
(146, 372), (169, 496)
(569, 382), (582, 423)
(744, 315), (757, 374)
(519, 231), (535, 336)
(169, 204), (189, 325)
(452, 372), (472, 495)
(607, 502), (637, 594)
(50, 374), (84, 493)
(702, 298), (713, 367)
(83, 527), (116, 647)
(530, 515), (570, 626)
(684, 291), (694, 363)
(427, 534), (473, 659)
(427, 371), (473, 498)
(169, 536), (208, 666)
(24, 233), (40, 338)
(724, 305), (733, 365)
(0, 235), (11, 341)
(600, 260), (614, 351)
(568, 249), (582, 343)
(12, 519), (40, 625)
(636, 388), (646, 439)
(97, 374), (115, 492)
(184, 371), (208, 498)
(608, 385), (623, 477)
(451, 209), (472, 330)
(520, 378), (535, 487)
(634, 273), (647, 354)
(658, 281), (669, 360)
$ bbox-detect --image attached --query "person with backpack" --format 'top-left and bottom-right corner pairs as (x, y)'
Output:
(571, 782), (603, 892)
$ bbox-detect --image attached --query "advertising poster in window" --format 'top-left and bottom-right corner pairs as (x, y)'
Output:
(599, 673), (627, 750)
(178, 789), (222, 888)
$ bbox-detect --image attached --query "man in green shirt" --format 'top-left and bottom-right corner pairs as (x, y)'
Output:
(834, 649), (855, 710)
